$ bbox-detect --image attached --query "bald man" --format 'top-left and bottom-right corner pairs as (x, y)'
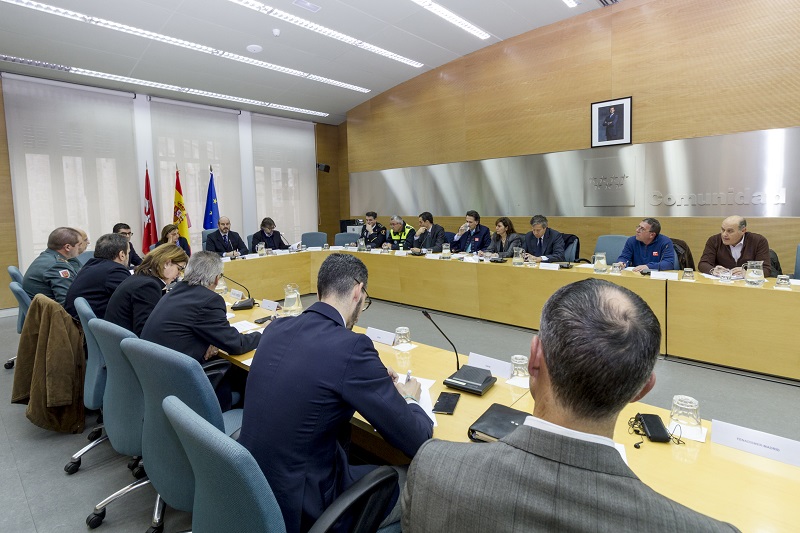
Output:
(205, 216), (248, 258)
(698, 216), (771, 277)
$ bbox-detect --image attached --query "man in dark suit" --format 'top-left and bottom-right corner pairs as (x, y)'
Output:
(141, 251), (261, 410)
(205, 216), (248, 258)
(603, 106), (620, 140)
(523, 214), (565, 263)
(239, 254), (433, 533)
(450, 210), (490, 253)
(402, 279), (739, 533)
(411, 211), (446, 253)
(64, 233), (131, 320)
(113, 222), (142, 267)
(250, 216), (288, 253)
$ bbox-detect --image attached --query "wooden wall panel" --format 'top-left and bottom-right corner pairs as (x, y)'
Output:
(347, 0), (800, 173)
(361, 215), (799, 276)
(314, 123), (341, 243)
(0, 79), (19, 309)
(337, 125), (350, 219)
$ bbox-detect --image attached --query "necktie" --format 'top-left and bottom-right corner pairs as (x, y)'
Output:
(536, 238), (543, 256)
(223, 234), (230, 250)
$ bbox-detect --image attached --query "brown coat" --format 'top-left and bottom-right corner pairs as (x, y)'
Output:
(12, 294), (86, 433)
(697, 232), (771, 277)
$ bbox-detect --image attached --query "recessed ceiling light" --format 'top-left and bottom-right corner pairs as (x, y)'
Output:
(292, 0), (321, 13)
(246, 44), (263, 53)
(562, 0), (581, 7)
(409, 0), (490, 40)
(0, 0), (370, 92)
(227, 0), (424, 68)
(0, 53), (329, 117)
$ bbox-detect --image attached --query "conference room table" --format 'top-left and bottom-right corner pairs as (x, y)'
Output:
(223, 302), (800, 532)
(222, 249), (800, 379)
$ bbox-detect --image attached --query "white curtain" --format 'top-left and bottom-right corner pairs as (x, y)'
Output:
(251, 114), (317, 243)
(3, 76), (139, 270)
(149, 101), (243, 252)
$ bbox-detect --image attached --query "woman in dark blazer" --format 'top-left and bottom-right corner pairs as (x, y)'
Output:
(105, 244), (188, 336)
(156, 223), (191, 256)
(482, 217), (524, 258)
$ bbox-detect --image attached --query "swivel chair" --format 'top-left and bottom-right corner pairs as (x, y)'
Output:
(202, 229), (215, 251)
(6, 280), (31, 369)
(8, 265), (23, 284)
(593, 235), (628, 265)
(334, 232), (358, 247)
(65, 297), (108, 474)
(77, 250), (95, 265)
(301, 232), (327, 248)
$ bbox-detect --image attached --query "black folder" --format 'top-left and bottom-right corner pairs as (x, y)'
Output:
(468, 403), (529, 442)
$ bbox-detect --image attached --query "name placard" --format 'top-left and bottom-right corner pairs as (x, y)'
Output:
(711, 419), (800, 467)
(229, 289), (244, 300)
(539, 262), (560, 271)
(394, 251), (408, 257)
(261, 299), (279, 312)
(468, 352), (512, 379)
(365, 327), (396, 346)
(651, 271), (679, 280)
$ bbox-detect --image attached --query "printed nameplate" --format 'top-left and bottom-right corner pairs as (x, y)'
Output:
(711, 419), (800, 467)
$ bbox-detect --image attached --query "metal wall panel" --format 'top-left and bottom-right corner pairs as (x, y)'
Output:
(350, 127), (797, 217)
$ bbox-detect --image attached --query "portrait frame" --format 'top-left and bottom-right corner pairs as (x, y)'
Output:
(591, 96), (632, 148)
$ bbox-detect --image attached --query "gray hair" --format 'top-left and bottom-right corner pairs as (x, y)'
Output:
(183, 251), (224, 287)
(538, 278), (661, 421)
(530, 215), (549, 228)
(389, 215), (404, 224)
(318, 253), (368, 300)
(94, 233), (129, 260)
(642, 217), (661, 235)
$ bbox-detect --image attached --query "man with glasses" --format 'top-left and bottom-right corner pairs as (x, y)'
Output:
(22, 227), (82, 305)
(239, 253), (433, 533)
(113, 222), (142, 267)
(615, 217), (676, 272)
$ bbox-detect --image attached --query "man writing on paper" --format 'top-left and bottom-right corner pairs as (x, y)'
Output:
(402, 278), (738, 532)
(523, 215), (565, 263)
(698, 216), (771, 278)
(239, 253), (433, 533)
(615, 217), (676, 272)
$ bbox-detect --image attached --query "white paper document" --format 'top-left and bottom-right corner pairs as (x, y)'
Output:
(329, 246), (345, 251)
(506, 375), (530, 388)
(393, 342), (417, 353)
(424, 254), (440, 260)
(399, 374), (437, 426)
(230, 320), (259, 333)
(274, 249), (290, 255)
(241, 357), (254, 367)
(467, 352), (512, 379)
(307, 246), (323, 252)
(668, 421), (708, 442)
(575, 263), (594, 269)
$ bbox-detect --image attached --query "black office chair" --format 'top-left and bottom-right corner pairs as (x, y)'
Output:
(561, 233), (580, 263)
(769, 248), (782, 277)
(307, 466), (399, 533)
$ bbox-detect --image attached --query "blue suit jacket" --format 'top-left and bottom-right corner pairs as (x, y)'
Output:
(451, 224), (491, 253)
(523, 227), (566, 262)
(239, 302), (433, 533)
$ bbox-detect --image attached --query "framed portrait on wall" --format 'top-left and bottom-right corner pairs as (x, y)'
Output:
(591, 96), (632, 147)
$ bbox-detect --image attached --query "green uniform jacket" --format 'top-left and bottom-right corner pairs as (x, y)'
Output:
(22, 249), (78, 305)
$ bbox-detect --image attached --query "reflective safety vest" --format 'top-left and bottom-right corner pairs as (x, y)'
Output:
(389, 224), (414, 245)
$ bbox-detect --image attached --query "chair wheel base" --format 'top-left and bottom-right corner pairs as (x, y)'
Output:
(4, 360), (14, 369)
(127, 457), (140, 470)
(88, 428), (103, 441)
(64, 459), (81, 475)
(146, 526), (163, 533)
(86, 508), (105, 529)
(132, 465), (146, 479)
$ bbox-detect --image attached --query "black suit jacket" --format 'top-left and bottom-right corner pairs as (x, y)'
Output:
(251, 229), (288, 253)
(239, 302), (433, 533)
(141, 282), (261, 363)
(523, 227), (566, 262)
(105, 274), (164, 336)
(206, 230), (248, 256)
(413, 224), (446, 252)
(128, 242), (143, 267)
(64, 258), (131, 320)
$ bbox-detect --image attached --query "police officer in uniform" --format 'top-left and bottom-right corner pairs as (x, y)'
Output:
(382, 215), (416, 251)
(22, 227), (83, 305)
(360, 211), (387, 248)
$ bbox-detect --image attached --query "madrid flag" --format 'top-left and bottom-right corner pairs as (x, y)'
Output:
(142, 166), (158, 254)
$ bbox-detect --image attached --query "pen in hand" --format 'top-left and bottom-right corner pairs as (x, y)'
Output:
(405, 370), (412, 383)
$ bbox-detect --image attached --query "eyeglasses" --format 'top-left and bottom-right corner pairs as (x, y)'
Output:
(354, 278), (371, 312)
(118, 231), (133, 237)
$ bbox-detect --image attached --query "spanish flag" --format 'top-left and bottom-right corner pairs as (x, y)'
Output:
(173, 167), (191, 243)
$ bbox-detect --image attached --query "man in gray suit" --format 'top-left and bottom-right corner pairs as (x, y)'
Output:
(402, 278), (739, 533)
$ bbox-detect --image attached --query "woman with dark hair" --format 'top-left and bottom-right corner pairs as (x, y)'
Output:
(157, 223), (191, 256)
(482, 217), (524, 259)
(105, 244), (188, 336)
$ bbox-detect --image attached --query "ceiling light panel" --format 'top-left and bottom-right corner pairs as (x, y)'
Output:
(226, 0), (424, 68)
(0, 0), (370, 92)
(0, 53), (329, 117)
(408, 0), (490, 40)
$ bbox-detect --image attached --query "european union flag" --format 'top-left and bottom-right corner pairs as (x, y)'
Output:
(203, 168), (220, 230)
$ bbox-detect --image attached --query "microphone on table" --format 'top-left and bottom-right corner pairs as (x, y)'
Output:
(279, 231), (291, 248)
(223, 274), (255, 310)
(422, 310), (460, 372)
(421, 310), (496, 396)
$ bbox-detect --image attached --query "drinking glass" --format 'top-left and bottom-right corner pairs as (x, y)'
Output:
(394, 327), (411, 346)
(510, 354), (529, 377)
(670, 395), (701, 426)
(682, 268), (694, 280)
